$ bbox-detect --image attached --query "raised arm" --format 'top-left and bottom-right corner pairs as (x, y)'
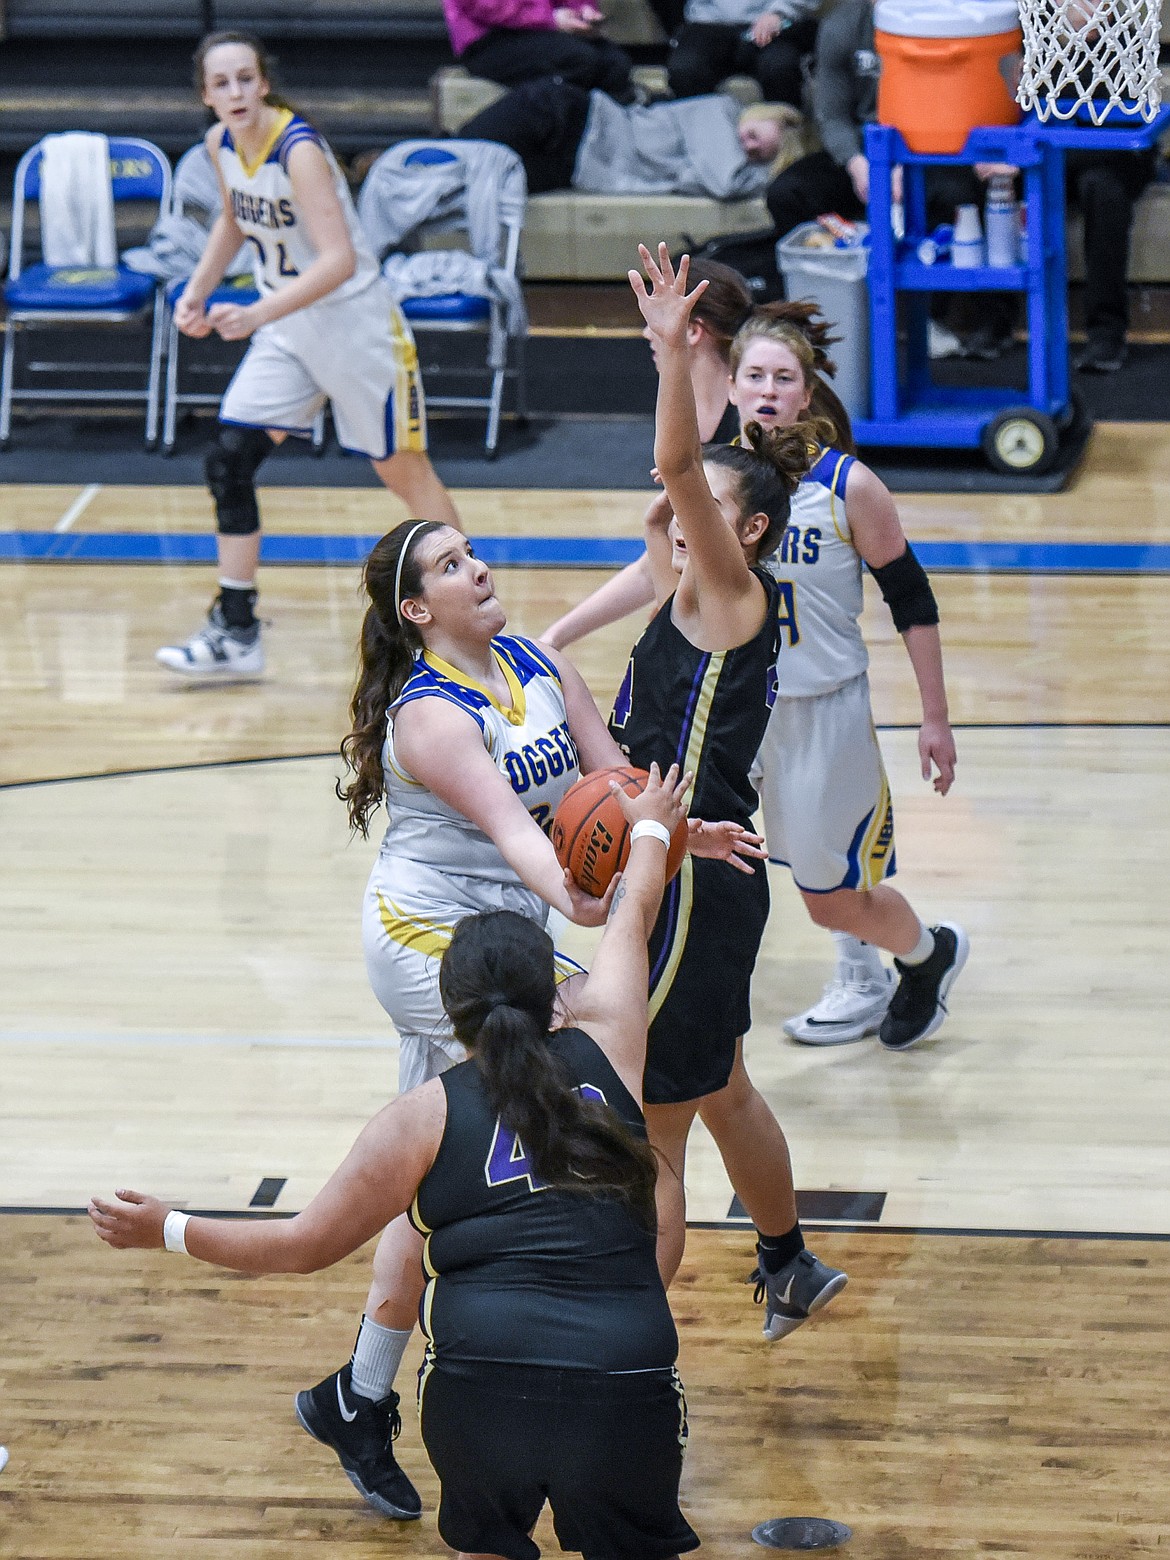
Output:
(630, 245), (763, 632)
(573, 764), (691, 1098)
(89, 1082), (447, 1272)
(845, 462), (956, 796)
(394, 696), (616, 925)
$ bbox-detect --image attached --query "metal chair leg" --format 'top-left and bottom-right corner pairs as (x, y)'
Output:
(0, 323), (16, 445)
(162, 316), (180, 454)
(145, 289), (164, 449)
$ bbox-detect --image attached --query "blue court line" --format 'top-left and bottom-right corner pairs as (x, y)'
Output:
(3, 531), (1170, 573)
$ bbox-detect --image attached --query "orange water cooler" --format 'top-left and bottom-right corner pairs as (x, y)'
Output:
(874, 0), (1023, 155)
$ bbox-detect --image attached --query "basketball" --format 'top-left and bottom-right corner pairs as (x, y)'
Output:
(551, 767), (688, 897)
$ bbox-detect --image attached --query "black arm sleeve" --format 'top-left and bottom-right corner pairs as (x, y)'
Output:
(868, 545), (939, 634)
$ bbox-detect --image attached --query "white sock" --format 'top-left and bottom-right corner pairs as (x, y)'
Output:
(218, 576), (256, 591)
(832, 931), (885, 980)
(350, 1315), (412, 1402)
(899, 923), (936, 967)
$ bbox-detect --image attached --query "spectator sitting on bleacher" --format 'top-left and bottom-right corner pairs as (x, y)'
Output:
(461, 76), (799, 194)
(667, 0), (820, 109)
(444, 0), (637, 103)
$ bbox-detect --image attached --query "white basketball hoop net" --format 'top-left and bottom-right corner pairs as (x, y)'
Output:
(1017, 0), (1163, 122)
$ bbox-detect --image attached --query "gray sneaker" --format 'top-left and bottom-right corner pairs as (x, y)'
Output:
(156, 601), (264, 679)
(753, 1249), (848, 1341)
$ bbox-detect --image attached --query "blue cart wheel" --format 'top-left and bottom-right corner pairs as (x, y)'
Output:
(981, 408), (1058, 477)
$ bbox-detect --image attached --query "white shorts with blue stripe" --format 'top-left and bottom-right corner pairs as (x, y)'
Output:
(220, 276), (427, 460)
(752, 670), (896, 895)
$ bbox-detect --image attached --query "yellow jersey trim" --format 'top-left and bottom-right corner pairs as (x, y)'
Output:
(421, 646), (527, 727)
(235, 107), (294, 180)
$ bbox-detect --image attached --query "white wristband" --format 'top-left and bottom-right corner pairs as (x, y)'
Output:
(630, 819), (672, 849)
(163, 1210), (190, 1254)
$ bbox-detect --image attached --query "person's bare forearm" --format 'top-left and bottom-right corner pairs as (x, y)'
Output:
(543, 556), (655, 648)
(902, 623), (950, 722)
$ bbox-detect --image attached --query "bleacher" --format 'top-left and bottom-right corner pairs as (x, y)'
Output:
(1, 0), (1169, 281)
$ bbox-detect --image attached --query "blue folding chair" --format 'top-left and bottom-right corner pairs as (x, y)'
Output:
(360, 140), (528, 456)
(1, 135), (171, 449)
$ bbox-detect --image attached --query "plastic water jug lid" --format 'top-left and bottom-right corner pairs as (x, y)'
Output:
(874, 0), (1021, 39)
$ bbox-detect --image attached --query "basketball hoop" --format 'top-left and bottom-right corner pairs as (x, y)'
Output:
(1016, 0), (1163, 123)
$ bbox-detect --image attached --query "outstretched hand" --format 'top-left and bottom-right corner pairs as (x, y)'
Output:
(613, 761), (692, 838)
(686, 818), (767, 873)
(628, 243), (709, 352)
(89, 1189), (169, 1250)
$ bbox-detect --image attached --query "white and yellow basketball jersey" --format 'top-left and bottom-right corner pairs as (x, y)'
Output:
(379, 635), (581, 884)
(216, 111), (378, 302)
(765, 447), (870, 699)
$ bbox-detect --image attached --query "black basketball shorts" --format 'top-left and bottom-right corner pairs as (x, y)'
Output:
(418, 1356), (700, 1560)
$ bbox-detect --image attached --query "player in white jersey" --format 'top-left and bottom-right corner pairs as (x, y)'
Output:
(729, 315), (966, 1051)
(296, 518), (761, 1522)
(541, 303), (967, 1052)
(156, 33), (460, 682)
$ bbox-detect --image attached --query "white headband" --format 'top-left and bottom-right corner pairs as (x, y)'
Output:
(393, 522), (433, 626)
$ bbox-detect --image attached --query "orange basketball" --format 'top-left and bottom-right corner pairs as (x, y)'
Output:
(551, 766), (688, 898)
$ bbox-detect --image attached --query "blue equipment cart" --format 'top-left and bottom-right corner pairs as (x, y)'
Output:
(856, 104), (1170, 474)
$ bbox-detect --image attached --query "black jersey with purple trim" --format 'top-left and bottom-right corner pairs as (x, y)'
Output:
(410, 1027), (676, 1371)
(608, 569), (782, 829)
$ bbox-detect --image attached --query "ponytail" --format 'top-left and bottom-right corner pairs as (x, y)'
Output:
(704, 415), (832, 562)
(338, 520), (444, 836)
(440, 912), (660, 1229)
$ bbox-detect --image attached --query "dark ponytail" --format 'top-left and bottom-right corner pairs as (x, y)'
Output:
(440, 912), (660, 1229)
(338, 520), (444, 837)
(686, 257), (754, 363)
(704, 415), (834, 561)
(194, 31), (299, 114)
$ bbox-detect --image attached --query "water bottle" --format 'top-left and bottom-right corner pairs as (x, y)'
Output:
(952, 204), (985, 268)
(985, 173), (1020, 268)
(917, 224), (953, 265)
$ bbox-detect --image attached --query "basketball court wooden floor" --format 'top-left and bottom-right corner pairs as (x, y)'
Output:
(1, 421), (1168, 1556)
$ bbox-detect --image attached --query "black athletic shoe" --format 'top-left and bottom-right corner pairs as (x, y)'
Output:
(295, 1364), (422, 1520)
(879, 922), (970, 1051)
(1074, 332), (1127, 374)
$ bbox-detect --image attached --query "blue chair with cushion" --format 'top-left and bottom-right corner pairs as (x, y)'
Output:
(1, 136), (171, 449)
(359, 140), (528, 457)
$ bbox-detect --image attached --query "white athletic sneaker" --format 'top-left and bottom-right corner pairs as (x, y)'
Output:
(783, 963), (894, 1046)
(156, 604), (264, 680)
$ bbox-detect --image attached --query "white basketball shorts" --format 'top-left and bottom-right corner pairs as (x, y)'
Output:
(220, 277), (427, 460)
(362, 859), (585, 1095)
(753, 671), (896, 895)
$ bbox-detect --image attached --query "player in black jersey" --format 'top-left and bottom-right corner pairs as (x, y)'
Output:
(614, 245), (847, 1336)
(90, 765), (701, 1560)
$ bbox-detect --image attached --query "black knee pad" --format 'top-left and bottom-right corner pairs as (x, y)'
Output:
(207, 425), (275, 535)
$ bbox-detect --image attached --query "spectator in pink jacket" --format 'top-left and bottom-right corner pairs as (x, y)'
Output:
(445, 0), (637, 102)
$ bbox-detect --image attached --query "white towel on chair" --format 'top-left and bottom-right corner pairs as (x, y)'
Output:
(38, 133), (117, 267)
